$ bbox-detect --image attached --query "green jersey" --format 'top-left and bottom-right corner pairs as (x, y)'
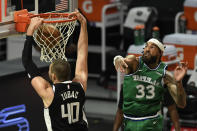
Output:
(123, 56), (167, 117)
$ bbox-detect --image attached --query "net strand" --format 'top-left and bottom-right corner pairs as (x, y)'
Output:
(33, 14), (76, 62)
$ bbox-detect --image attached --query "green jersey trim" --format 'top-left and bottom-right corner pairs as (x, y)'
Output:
(124, 56), (168, 77)
(144, 61), (168, 77)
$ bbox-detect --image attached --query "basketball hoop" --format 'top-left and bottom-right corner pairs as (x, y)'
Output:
(14, 9), (77, 62)
(33, 13), (77, 62)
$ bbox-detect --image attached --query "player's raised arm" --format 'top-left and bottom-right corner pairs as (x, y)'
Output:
(70, 10), (88, 91)
(164, 62), (188, 108)
(22, 17), (53, 103)
(113, 55), (139, 74)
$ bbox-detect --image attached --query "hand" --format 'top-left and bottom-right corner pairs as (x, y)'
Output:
(174, 62), (188, 82)
(68, 9), (86, 24)
(27, 17), (44, 36)
(115, 57), (128, 73)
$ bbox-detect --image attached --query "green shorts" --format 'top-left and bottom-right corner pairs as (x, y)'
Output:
(124, 115), (163, 131)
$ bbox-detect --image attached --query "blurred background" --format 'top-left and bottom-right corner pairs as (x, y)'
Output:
(0, 0), (197, 130)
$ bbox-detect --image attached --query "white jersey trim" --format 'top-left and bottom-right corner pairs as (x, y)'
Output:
(123, 111), (161, 121)
(52, 85), (55, 93)
(82, 108), (88, 126)
(52, 81), (72, 93)
(163, 64), (168, 76)
(144, 62), (162, 71)
(61, 81), (72, 84)
(44, 108), (53, 131)
(52, 80), (84, 94)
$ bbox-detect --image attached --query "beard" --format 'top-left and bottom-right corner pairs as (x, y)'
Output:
(142, 52), (158, 64)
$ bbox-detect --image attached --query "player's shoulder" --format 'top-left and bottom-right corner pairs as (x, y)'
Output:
(54, 81), (84, 93)
(53, 81), (80, 87)
(72, 76), (87, 92)
(70, 81), (85, 92)
(164, 70), (173, 78)
(71, 81), (83, 87)
(163, 70), (176, 85)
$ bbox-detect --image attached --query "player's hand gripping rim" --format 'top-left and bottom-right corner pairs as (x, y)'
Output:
(68, 9), (86, 24)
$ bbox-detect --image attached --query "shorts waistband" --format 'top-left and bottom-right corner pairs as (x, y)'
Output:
(123, 112), (160, 121)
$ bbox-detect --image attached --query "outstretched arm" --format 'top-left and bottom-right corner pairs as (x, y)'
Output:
(22, 17), (53, 107)
(114, 55), (128, 73)
(70, 10), (88, 92)
(167, 104), (180, 131)
(113, 55), (139, 74)
(164, 62), (187, 108)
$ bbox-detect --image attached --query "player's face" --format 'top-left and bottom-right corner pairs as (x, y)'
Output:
(142, 42), (161, 64)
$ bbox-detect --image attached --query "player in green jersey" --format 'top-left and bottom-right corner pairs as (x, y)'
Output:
(113, 38), (187, 131)
(112, 87), (181, 131)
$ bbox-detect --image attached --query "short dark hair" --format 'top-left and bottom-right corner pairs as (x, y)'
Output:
(51, 59), (71, 81)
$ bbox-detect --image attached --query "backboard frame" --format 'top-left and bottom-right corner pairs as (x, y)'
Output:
(0, 0), (78, 39)
(0, 0), (38, 23)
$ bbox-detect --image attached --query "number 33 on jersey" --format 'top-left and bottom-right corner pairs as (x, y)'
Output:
(122, 57), (167, 115)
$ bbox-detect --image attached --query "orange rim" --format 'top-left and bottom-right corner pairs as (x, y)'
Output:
(30, 13), (77, 23)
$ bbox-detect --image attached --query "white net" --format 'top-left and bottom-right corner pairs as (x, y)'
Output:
(33, 14), (77, 62)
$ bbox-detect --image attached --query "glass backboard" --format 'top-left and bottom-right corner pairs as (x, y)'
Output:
(0, 0), (78, 39)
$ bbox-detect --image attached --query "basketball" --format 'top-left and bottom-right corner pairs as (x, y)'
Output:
(35, 24), (61, 48)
